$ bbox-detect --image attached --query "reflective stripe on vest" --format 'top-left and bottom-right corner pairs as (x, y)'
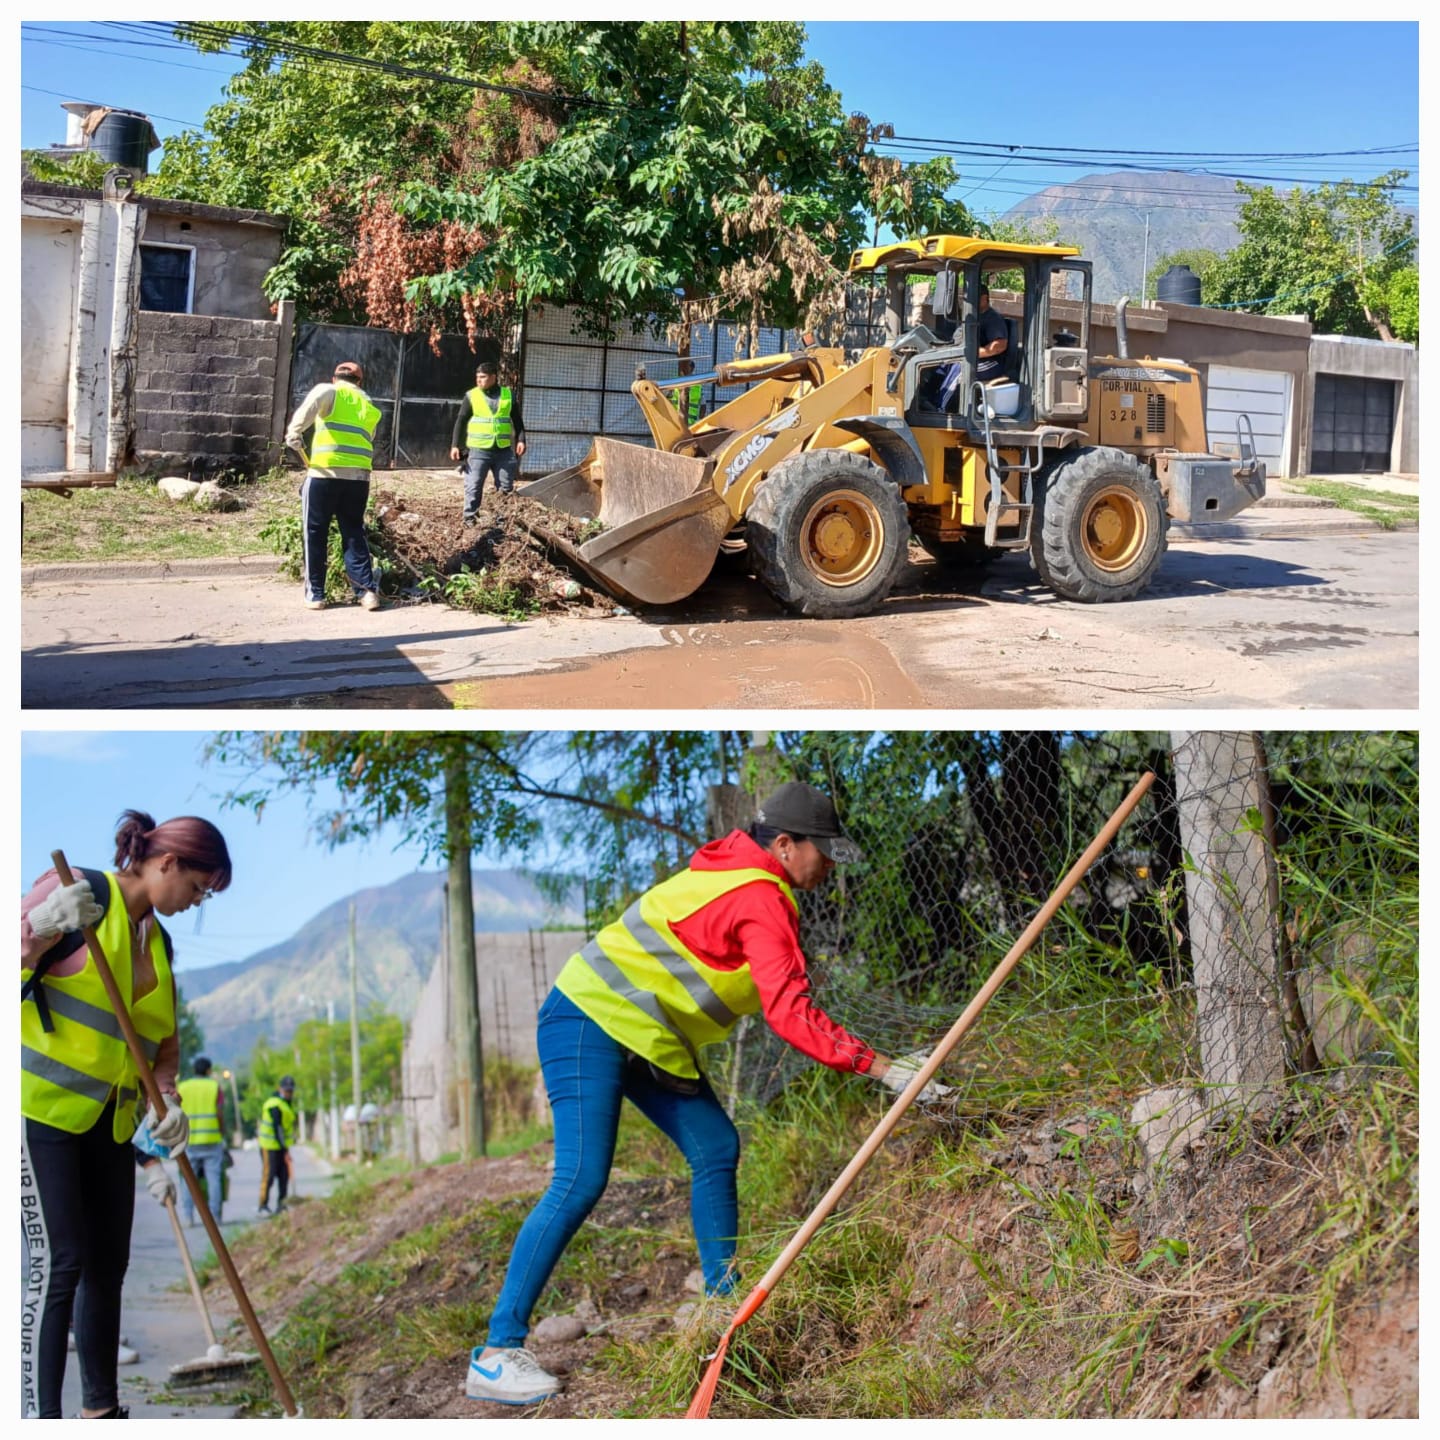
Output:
(555, 864), (796, 1079)
(311, 382), (380, 472)
(178, 1075), (223, 1148)
(466, 387), (514, 449)
(20, 872), (174, 1140)
(259, 1095), (296, 1150)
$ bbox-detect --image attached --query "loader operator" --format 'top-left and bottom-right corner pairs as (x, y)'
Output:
(257, 1077), (297, 1215)
(450, 359), (527, 522)
(20, 810), (233, 1419)
(285, 360), (385, 613)
(464, 782), (950, 1407)
(975, 285), (1009, 383)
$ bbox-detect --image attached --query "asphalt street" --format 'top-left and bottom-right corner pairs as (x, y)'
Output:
(21, 507), (1418, 710)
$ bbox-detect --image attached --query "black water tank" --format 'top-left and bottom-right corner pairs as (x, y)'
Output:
(90, 110), (155, 174)
(1156, 264), (1202, 307)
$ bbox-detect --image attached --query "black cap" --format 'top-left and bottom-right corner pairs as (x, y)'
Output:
(755, 782), (863, 863)
(279, 1075), (295, 1091)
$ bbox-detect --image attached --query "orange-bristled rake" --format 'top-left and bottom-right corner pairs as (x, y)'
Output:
(685, 771), (1156, 1418)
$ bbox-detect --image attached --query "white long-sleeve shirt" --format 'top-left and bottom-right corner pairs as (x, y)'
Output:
(285, 382), (376, 479)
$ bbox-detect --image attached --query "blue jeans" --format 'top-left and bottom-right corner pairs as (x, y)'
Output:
(186, 1146), (225, 1223)
(486, 990), (740, 1348)
(463, 446), (519, 515)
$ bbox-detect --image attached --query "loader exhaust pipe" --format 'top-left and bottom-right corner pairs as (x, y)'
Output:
(1114, 295), (1130, 359)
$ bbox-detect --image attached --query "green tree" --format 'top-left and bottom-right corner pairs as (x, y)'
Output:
(1364, 265), (1418, 345)
(1143, 247), (1223, 303)
(175, 990), (208, 1073)
(1206, 172), (1416, 339)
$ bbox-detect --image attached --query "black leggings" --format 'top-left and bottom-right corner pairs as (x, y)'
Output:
(21, 1104), (135, 1418)
(260, 1148), (289, 1209)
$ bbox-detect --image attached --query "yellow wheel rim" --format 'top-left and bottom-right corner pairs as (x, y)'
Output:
(800, 489), (885, 587)
(1081, 485), (1148, 572)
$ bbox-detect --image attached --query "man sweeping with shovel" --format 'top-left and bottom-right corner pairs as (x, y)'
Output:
(465, 782), (950, 1407)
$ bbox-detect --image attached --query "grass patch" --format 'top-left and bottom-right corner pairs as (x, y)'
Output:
(1290, 479), (1419, 529)
(21, 469), (298, 563)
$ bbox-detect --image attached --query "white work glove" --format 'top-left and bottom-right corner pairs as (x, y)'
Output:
(146, 1097), (190, 1158)
(143, 1162), (176, 1207)
(28, 880), (104, 938)
(879, 1050), (956, 1109)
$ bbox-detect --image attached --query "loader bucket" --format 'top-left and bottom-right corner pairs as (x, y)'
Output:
(517, 437), (732, 605)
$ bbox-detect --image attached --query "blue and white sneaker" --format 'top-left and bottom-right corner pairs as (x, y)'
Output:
(465, 1347), (560, 1405)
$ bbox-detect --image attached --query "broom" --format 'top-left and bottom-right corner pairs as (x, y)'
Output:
(162, 1192), (262, 1389)
(685, 771), (1156, 1418)
(50, 851), (301, 1417)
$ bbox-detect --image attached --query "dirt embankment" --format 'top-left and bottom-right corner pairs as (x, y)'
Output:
(210, 1098), (1417, 1421)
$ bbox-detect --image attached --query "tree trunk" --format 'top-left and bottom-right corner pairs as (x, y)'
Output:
(445, 746), (485, 1159)
(1171, 732), (1286, 1106)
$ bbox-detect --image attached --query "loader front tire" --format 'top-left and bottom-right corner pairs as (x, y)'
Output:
(747, 451), (910, 618)
(1030, 447), (1168, 603)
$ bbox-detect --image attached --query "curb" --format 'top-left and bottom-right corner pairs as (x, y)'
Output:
(1170, 516), (1417, 543)
(22, 555), (286, 584)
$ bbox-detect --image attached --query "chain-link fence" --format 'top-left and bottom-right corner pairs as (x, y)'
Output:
(709, 731), (1417, 1122)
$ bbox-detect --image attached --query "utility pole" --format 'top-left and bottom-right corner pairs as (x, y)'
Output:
(327, 999), (340, 1161)
(1141, 211), (1152, 304)
(348, 901), (362, 1153)
(445, 744), (486, 1159)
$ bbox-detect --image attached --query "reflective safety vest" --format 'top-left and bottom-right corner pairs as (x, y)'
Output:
(555, 865), (797, 1079)
(178, 1075), (223, 1148)
(20, 872), (175, 1141)
(259, 1094), (296, 1150)
(466, 386), (514, 450)
(311, 382), (380, 473)
(682, 384), (703, 426)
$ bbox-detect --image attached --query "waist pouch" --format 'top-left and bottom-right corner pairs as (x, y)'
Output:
(626, 1051), (701, 1096)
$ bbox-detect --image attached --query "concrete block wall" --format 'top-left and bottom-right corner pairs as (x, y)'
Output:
(134, 311), (283, 474)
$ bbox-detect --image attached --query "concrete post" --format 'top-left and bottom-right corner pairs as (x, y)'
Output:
(1171, 731), (1287, 1107)
(271, 298), (296, 452)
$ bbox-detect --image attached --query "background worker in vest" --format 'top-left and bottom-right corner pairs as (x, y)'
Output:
(285, 359), (384, 613)
(677, 356), (704, 427)
(465, 782), (950, 1406)
(176, 1055), (226, 1226)
(449, 358), (527, 523)
(20, 810), (233, 1420)
(258, 1077), (297, 1215)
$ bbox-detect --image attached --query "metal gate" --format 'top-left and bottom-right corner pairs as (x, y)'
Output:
(289, 322), (498, 468)
(1311, 372), (1395, 474)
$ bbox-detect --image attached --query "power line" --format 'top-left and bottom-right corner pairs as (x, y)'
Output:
(20, 84), (203, 131)
(889, 132), (1419, 163)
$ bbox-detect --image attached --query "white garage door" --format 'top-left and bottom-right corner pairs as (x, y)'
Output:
(1205, 365), (1291, 477)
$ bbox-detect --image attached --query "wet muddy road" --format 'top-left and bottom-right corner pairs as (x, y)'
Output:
(22, 525), (1418, 711)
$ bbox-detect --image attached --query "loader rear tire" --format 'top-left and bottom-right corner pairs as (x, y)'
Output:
(1030, 447), (1168, 603)
(747, 451), (910, 618)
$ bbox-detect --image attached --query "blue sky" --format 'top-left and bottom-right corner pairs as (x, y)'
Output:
(20, 732), (445, 973)
(19, 20), (1419, 222)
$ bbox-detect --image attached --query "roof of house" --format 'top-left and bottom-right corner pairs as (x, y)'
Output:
(20, 177), (287, 229)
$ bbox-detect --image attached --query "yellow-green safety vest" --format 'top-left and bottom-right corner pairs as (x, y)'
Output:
(682, 384), (703, 426)
(21, 872), (175, 1141)
(311, 381), (380, 473)
(555, 865), (796, 1079)
(466, 386), (515, 450)
(259, 1094), (296, 1150)
(177, 1075), (223, 1148)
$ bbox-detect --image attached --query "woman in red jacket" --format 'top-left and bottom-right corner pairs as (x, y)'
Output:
(465, 782), (944, 1407)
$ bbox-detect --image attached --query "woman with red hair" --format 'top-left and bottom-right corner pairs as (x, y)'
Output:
(20, 810), (233, 1419)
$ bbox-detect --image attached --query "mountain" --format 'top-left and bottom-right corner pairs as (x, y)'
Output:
(1001, 170), (1246, 305)
(179, 869), (581, 1064)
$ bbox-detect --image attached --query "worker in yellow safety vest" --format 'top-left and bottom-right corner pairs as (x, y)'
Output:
(284, 359), (385, 614)
(451, 358), (528, 523)
(258, 1077), (297, 1215)
(677, 357), (704, 426)
(177, 1055), (227, 1225)
(463, 782), (953, 1406)
(21, 809), (233, 1419)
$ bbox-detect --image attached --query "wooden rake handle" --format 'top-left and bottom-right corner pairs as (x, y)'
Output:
(750, 770), (1158, 1307)
(51, 850), (298, 1415)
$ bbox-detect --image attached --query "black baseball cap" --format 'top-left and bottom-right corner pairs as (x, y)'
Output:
(755, 782), (863, 863)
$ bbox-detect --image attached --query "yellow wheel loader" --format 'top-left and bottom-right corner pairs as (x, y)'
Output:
(519, 235), (1266, 617)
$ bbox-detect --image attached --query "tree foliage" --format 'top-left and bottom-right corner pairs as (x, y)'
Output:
(159, 21), (978, 336)
(1206, 172), (1416, 340)
(245, 1011), (406, 1127)
(1143, 247), (1223, 303)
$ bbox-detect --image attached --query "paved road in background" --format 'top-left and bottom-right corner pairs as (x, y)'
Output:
(39, 1145), (335, 1419)
(22, 509), (1417, 710)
